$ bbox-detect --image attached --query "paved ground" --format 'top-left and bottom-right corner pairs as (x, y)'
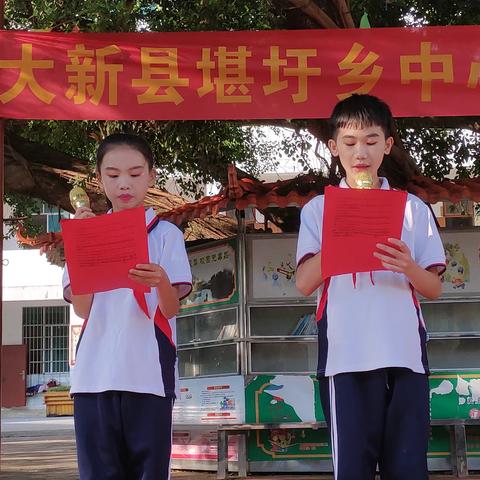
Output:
(3, 431), (480, 480)
(1, 433), (78, 479)
(1, 412), (74, 436)
(1, 407), (480, 479)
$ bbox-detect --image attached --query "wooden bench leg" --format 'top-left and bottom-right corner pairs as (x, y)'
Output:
(450, 426), (458, 477)
(237, 432), (248, 478)
(217, 430), (228, 480)
(454, 424), (468, 477)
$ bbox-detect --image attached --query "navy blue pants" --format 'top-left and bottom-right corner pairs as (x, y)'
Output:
(319, 368), (429, 480)
(74, 391), (174, 480)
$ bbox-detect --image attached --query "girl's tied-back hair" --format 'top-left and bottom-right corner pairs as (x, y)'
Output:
(96, 133), (155, 170)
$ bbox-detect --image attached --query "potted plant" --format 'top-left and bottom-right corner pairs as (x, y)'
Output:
(44, 385), (73, 417)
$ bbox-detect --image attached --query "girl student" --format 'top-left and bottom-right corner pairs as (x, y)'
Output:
(63, 133), (192, 480)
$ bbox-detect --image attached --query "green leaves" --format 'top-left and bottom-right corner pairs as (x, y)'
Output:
(398, 122), (480, 181)
(349, 0), (480, 28)
(4, 192), (43, 239)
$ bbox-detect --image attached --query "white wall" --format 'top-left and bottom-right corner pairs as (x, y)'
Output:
(2, 241), (65, 346)
(3, 249), (64, 302)
(2, 299), (68, 346)
(2, 301), (23, 345)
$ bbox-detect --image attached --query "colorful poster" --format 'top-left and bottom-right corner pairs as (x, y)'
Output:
(181, 241), (237, 312)
(440, 232), (480, 295)
(247, 425), (454, 462)
(249, 236), (308, 299)
(245, 374), (323, 424)
(430, 371), (480, 420)
(245, 373), (480, 462)
(173, 375), (245, 425)
(172, 429), (239, 462)
(1, 27), (480, 120)
(247, 427), (331, 462)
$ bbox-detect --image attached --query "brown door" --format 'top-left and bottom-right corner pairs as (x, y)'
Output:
(1, 344), (27, 407)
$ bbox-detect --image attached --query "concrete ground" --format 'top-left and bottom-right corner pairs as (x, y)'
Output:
(1, 406), (480, 479)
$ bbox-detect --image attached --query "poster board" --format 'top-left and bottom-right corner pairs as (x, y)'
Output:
(440, 232), (480, 296)
(181, 241), (238, 312)
(244, 373), (480, 462)
(248, 235), (314, 300)
(173, 375), (245, 425)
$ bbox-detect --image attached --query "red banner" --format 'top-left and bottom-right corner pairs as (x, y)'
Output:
(0, 26), (479, 120)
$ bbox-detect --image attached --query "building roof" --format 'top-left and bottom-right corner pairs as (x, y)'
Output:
(15, 165), (480, 266)
(158, 165), (480, 225)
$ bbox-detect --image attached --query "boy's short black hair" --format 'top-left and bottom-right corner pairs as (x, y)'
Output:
(329, 94), (394, 139)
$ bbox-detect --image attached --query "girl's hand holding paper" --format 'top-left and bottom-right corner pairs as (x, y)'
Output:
(128, 263), (169, 288)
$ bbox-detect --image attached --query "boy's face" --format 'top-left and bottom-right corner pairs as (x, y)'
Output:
(328, 125), (393, 188)
(97, 145), (155, 212)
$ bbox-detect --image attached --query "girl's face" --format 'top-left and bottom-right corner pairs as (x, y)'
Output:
(97, 145), (155, 212)
(328, 124), (393, 188)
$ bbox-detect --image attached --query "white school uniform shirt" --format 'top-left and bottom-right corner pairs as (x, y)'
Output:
(63, 208), (192, 397)
(296, 178), (446, 377)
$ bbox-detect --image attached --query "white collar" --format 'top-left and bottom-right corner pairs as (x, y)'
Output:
(107, 206), (155, 226)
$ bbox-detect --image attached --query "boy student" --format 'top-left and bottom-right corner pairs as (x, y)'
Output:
(63, 134), (192, 480)
(296, 94), (446, 479)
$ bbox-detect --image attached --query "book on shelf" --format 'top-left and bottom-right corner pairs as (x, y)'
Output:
(291, 314), (308, 335)
(217, 323), (238, 340)
(303, 313), (317, 335)
(291, 313), (317, 335)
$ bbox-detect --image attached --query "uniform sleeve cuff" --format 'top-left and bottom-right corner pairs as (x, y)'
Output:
(425, 263), (447, 276)
(63, 284), (72, 303)
(173, 282), (193, 300)
(296, 252), (316, 268)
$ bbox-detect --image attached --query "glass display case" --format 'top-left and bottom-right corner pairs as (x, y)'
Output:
(177, 230), (480, 378)
(424, 230), (480, 372)
(245, 234), (317, 375)
(423, 299), (480, 370)
(173, 228), (480, 474)
(176, 239), (240, 378)
(178, 342), (238, 377)
(177, 307), (239, 345)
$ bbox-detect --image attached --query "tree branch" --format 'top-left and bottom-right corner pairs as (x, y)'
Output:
(4, 133), (185, 215)
(333, 0), (356, 28)
(288, 0), (339, 29)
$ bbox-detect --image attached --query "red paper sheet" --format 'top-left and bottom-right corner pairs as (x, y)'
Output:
(61, 207), (149, 295)
(321, 186), (407, 278)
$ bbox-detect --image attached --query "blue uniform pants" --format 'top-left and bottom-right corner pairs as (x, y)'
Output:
(74, 391), (174, 480)
(319, 368), (430, 480)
